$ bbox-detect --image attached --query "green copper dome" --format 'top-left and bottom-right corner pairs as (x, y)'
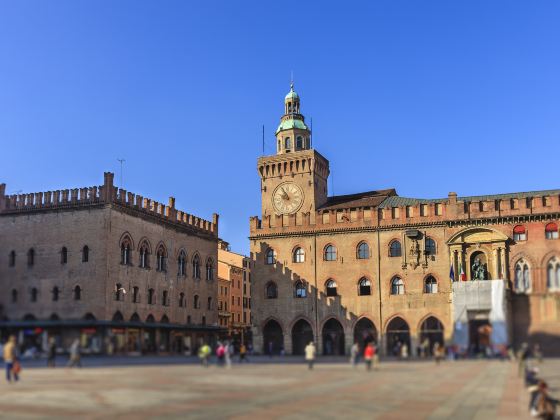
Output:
(285, 83), (299, 101)
(276, 118), (309, 134)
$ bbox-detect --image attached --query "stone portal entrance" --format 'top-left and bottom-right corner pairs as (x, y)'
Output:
(322, 318), (345, 355)
(263, 320), (284, 355)
(291, 319), (313, 355)
(386, 317), (411, 356)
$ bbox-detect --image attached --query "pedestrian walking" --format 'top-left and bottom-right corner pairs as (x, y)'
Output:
(3, 335), (19, 383)
(305, 341), (316, 370)
(518, 342), (530, 377)
(67, 339), (82, 368)
(350, 341), (360, 368)
(533, 344), (543, 364)
(433, 342), (443, 365)
(216, 342), (226, 367)
(239, 343), (248, 363)
(198, 343), (211, 367)
(364, 343), (375, 371)
(47, 337), (57, 368)
(372, 343), (380, 370)
(224, 341), (232, 369)
(400, 342), (409, 360)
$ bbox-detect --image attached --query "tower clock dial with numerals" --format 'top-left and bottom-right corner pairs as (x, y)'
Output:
(272, 182), (304, 215)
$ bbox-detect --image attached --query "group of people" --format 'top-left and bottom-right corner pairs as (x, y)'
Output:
(197, 341), (249, 368)
(525, 367), (558, 419)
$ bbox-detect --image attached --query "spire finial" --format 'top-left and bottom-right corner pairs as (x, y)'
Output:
(290, 70), (294, 90)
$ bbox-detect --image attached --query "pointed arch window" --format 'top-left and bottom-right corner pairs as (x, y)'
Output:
(424, 276), (438, 294)
(325, 279), (338, 297)
(545, 223), (559, 240)
(389, 240), (401, 257)
(547, 257), (560, 291)
(52, 286), (59, 302)
(179, 292), (185, 307)
(391, 277), (404, 295)
(324, 245), (337, 261)
(148, 288), (155, 305)
(265, 282), (278, 299)
(514, 259), (531, 293)
(30, 287), (38, 302)
(193, 294), (200, 309)
(27, 248), (35, 266)
(9, 250), (16, 267)
(358, 277), (371, 296)
(513, 225), (527, 242)
(132, 286), (139, 303)
(73, 285), (81, 301)
(178, 251), (186, 276)
(162, 290), (169, 306)
(121, 237), (132, 265)
(82, 245), (89, 262)
(294, 281), (307, 298)
(139, 242), (150, 269)
(192, 254), (201, 279)
(265, 248), (276, 265)
(115, 283), (124, 301)
(156, 246), (167, 272)
(357, 242), (369, 259)
(61, 247), (68, 264)
(206, 258), (214, 281)
(293, 247), (305, 263)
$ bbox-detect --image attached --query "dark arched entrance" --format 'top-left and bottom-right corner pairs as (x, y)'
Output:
(386, 317), (411, 356)
(419, 316), (444, 356)
(354, 318), (377, 351)
(292, 319), (314, 355)
(322, 318), (345, 355)
(263, 320), (283, 355)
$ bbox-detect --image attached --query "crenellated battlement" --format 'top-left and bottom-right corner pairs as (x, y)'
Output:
(249, 189), (560, 235)
(0, 172), (218, 237)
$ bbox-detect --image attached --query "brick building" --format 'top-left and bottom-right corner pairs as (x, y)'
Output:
(249, 84), (560, 356)
(217, 240), (252, 346)
(0, 172), (220, 355)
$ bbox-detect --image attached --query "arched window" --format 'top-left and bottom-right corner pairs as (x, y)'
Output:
(82, 245), (89, 262)
(547, 257), (560, 291)
(52, 287), (59, 301)
(115, 283), (124, 301)
(61, 247), (68, 264)
(192, 254), (201, 278)
(132, 286), (139, 303)
(73, 285), (81, 301)
(9, 250), (15, 267)
(27, 248), (35, 266)
(425, 238), (436, 255)
(121, 237), (132, 265)
(179, 292), (185, 307)
(265, 248), (276, 265)
(148, 288), (155, 305)
(207, 297), (213, 310)
(358, 277), (371, 296)
(325, 279), (338, 297)
(139, 242), (150, 268)
(389, 240), (402, 257)
(513, 225), (527, 241)
(515, 259), (531, 293)
(424, 276), (438, 294)
(357, 242), (369, 259)
(324, 244), (337, 261)
(284, 137), (291, 149)
(162, 290), (168, 306)
(545, 223), (559, 240)
(193, 294), (200, 309)
(266, 282), (278, 299)
(206, 259), (214, 281)
(156, 246), (167, 272)
(177, 250), (186, 276)
(277, 139), (281, 152)
(294, 281), (307, 298)
(11, 289), (17, 303)
(391, 277), (404, 295)
(293, 247), (305, 263)
(30, 287), (38, 302)
(296, 136), (303, 149)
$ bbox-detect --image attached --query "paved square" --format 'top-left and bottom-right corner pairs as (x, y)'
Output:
(0, 359), (557, 419)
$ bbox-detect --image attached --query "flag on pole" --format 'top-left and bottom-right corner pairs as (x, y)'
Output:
(459, 262), (466, 281)
(449, 264), (455, 283)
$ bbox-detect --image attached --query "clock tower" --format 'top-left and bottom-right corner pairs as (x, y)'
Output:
(257, 83), (330, 225)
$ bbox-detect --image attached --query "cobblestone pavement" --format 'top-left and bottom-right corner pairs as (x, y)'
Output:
(0, 359), (557, 419)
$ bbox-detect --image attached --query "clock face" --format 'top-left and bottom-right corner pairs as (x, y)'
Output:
(272, 183), (304, 215)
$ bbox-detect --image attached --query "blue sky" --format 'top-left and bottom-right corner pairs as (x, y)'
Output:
(1, 1), (559, 254)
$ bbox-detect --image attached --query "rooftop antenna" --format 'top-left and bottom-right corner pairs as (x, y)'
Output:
(262, 125), (265, 156)
(310, 117), (313, 148)
(117, 158), (125, 189)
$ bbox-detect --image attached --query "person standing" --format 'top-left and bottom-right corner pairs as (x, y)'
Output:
(433, 342), (443, 365)
(305, 341), (316, 370)
(350, 341), (360, 368)
(239, 343), (248, 363)
(400, 342), (409, 360)
(47, 337), (57, 368)
(364, 343), (374, 371)
(224, 341), (232, 369)
(67, 339), (82, 368)
(216, 342), (226, 367)
(198, 343), (211, 367)
(3, 336), (19, 383)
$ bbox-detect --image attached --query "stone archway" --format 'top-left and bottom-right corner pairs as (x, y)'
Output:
(419, 316), (444, 356)
(386, 317), (411, 356)
(263, 319), (284, 355)
(353, 318), (377, 352)
(291, 319), (314, 355)
(322, 318), (345, 356)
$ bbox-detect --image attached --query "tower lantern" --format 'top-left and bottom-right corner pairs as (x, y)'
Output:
(275, 82), (311, 154)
